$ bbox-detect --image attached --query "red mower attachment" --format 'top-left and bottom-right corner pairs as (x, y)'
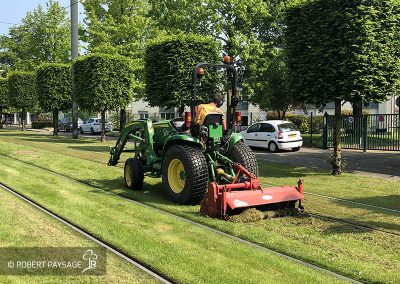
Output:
(200, 163), (304, 220)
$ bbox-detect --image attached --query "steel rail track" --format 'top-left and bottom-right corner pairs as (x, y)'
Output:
(305, 192), (400, 214)
(308, 213), (400, 237)
(0, 182), (173, 284)
(0, 154), (365, 284)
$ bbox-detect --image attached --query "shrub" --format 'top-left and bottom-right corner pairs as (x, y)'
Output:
(32, 121), (53, 129)
(8, 72), (37, 130)
(144, 34), (220, 114)
(72, 53), (134, 141)
(37, 63), (71, 135)
(0, 78), (9, 128)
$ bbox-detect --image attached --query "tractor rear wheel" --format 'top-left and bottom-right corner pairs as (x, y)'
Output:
(124, 158), (144, 190)
(229, 141), (259, 177)
(162, 145), (208, 204)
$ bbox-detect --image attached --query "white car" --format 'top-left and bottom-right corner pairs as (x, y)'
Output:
(240, 120), (303, 152)
(80, 118), (113, 135)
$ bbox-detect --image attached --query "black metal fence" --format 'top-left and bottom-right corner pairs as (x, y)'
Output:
(323, 114), (400, 151)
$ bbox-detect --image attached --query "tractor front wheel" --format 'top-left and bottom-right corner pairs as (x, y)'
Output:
(162, 145), (208, 204)
(229, 141), (259, 176)
(124, 158), (144, 190)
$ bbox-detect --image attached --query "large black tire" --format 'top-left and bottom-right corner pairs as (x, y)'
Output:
(162, 145), (208, 204)
(229, 141), (259, 176)
(124, 158), (144, 190)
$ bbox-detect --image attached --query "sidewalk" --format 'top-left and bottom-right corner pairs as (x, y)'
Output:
(254, 147), (400, 180)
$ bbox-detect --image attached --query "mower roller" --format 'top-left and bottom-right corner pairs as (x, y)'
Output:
(108, 58), (304, 220)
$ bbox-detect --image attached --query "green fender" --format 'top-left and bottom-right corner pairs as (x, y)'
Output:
(228, 133), (244, 153)
(162, 134), (202, 155)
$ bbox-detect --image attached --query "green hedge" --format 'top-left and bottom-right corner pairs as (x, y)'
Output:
(37, 63), (71, 112)
(285, 0), (400, 107)
(32, 121), (53, 129)
(267, 112), (324, 134)
(8, 72), (37, 110)
(144, 34), (220, 111)
(72, 53), (134, 112)
(0, 78), (9, 108)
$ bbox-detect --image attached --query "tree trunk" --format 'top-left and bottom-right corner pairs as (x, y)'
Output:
(53, 109), (59, 136)
(332, 99), (343, 175)
(352, 100), (363, 116)
(277, 110), (281, 120)
(101, 110), (106, 143)
(282, 111), (286, 120)
(21, 109), (25, 131)
(0, 106), (3, 129)
(119, 108), (126, 131)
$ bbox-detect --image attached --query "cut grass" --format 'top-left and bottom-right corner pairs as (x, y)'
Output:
(0, 130), (399, 283)
(0, 187), (159, 284)
(0, 156), (345, 284)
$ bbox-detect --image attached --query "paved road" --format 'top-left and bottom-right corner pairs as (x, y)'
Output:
(254, 147), (400, 179)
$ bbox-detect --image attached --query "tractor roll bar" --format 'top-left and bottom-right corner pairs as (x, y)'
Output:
(190, 63), (239, 129)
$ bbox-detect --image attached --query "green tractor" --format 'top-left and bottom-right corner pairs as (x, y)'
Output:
(108, 59), (303, 219)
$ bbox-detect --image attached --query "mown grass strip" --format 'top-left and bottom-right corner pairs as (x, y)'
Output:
(0, 185), (159, 284)
(0, 156), (345, 284)
(0, 131), (399, 283)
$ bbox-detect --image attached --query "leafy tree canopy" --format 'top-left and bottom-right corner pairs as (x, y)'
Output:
(285, 0), (400, 108)
(8, 72), (37, 110)
(144, 34), (220, 112)
(36, 63), (71, 112)
(72, 53), (134, 112)
(0, 78), (9, 108)
(81, 0), (158, 94)
(0, 0), (70, 71)
(148, 0), (274, 100)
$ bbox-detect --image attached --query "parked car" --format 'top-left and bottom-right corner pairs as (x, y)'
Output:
(58, 117), (83, 132)
(80, 118), (113, 135)
(240, 120), (303, 152)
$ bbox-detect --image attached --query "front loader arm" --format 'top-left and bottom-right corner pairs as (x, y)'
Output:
(108, 120), (155, 166)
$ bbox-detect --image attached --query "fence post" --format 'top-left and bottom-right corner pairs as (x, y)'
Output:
(363, 115), (368, 152)
(322, 112), (328, 149)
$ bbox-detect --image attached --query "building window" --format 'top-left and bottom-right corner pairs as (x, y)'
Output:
(139, 112), (148, 119)
(161, 112), (175, 120)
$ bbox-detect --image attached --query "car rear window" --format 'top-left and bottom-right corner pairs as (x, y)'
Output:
(278, 123), (299, 132)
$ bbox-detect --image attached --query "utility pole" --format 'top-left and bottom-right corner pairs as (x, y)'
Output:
(71, 0), (79, 139)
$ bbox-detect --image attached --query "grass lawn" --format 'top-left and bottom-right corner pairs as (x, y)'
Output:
(0, 186), (159, 284)
(0, 155), (345, 284)
(1, 130), (399, 283)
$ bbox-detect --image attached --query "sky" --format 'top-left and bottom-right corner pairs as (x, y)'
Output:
(0, 0), (84, 36)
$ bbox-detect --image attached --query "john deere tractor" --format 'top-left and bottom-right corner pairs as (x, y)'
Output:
(108, 58), (303, 219)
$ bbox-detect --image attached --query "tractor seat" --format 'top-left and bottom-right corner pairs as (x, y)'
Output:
(202, 113), (223, 127)
(202, 113), (223, 140)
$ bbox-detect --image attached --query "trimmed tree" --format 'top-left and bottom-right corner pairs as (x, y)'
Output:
(37, 63), (71, 135)
(72, 53), (134, 142)
(285, 0), (400, 175)
(144, 34), (220, 115)
(8, 72), (37, 131)
(0, 78), (9, 128)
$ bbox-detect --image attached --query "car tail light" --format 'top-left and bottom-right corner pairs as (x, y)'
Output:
(278, 130), (283, 139)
